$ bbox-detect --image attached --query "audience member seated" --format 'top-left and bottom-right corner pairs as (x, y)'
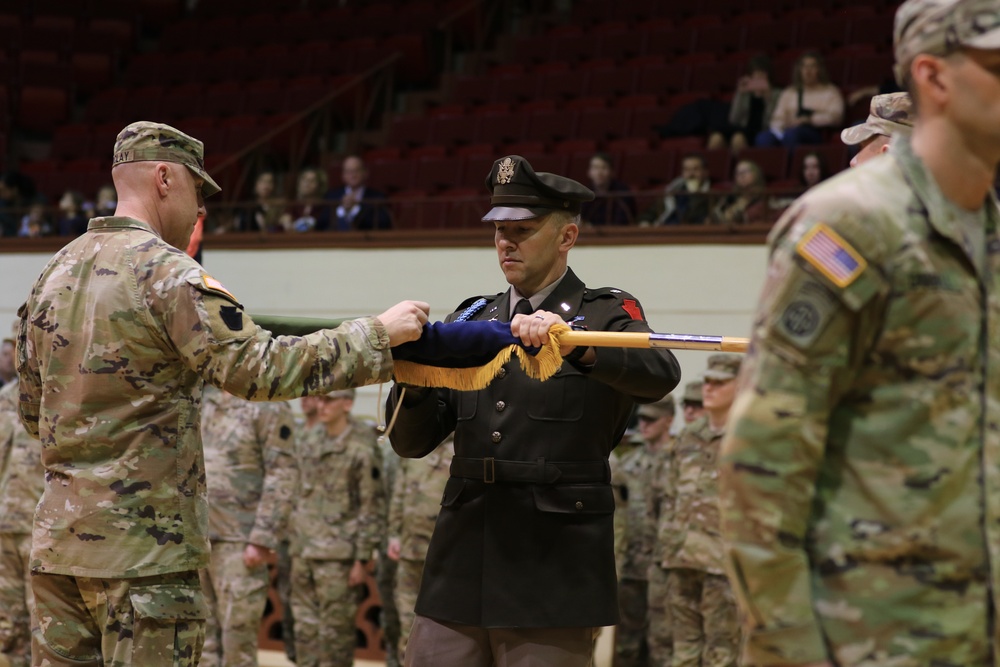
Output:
(94, 184), (117, 218)
(228, 170), (285, 233)
(755, 51), (844, 150)
(581, 152), (637, 226)
(709, 55), (781, 153)
(800, 151), (829, 190)
(712, 160), (769, 224)
(0, 172), (37, 237)
(324, 155), (392, 231)
(638, 154), (711, 225)
(282, 166), (330, 232)
(17, 196), (52, 237)
(57, 190), (88, 237)
(770, 150), (831, 213)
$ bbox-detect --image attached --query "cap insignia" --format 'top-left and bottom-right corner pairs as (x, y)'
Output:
(497, 157), (515, 185)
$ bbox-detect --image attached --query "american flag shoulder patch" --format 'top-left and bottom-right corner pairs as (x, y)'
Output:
(795, 223), (867, 288)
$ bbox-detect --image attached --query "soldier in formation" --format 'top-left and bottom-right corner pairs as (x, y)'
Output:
(289, 389), (385, 667)
(386, 435), (456, 658)
(721, 1), (1000, 664)
(616, 395), (676, 667)
(199, 386), (297, 667)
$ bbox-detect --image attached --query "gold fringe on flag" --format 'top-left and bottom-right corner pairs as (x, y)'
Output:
(392, 323), (572, 391)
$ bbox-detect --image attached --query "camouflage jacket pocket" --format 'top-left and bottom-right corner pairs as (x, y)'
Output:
(130, 584), (208, 621)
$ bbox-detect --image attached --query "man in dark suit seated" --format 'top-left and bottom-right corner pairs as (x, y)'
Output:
(324, 155), (392, 231)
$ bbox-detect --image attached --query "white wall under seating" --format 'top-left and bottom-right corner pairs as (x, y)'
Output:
(1, 242), (769, 418)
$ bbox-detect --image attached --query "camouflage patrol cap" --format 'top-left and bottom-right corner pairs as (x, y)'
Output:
(841, 93), (915, 145)
(112, 121), (221, 197)
(682, 380), (703, 405)
(894, 0), (1000, 85)
(324, 388), (356, 400)
(637, 394), (676, 419)
(483, 155), (594, 222)
(703, 353), (743, 381)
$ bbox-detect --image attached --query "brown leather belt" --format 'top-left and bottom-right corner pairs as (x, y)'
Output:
(450, 456), (611, 484)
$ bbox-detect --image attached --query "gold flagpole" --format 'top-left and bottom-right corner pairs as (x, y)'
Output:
(251, 314), (749, 353)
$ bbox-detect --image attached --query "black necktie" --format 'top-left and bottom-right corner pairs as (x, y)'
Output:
(513, 299), (534, 319)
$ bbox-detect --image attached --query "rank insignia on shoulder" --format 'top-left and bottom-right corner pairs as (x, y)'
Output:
(201, 273), (239, 302)
(795, 223), (867, 288)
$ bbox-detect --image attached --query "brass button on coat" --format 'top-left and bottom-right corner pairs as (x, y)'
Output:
(492, 431), (502, 443)
(496, 401), (506, 412)
(575, 501), (584, 510)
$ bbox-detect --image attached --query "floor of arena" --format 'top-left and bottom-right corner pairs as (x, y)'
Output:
(258, 627), (617, 666)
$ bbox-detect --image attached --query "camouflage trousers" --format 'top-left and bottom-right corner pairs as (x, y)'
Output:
(290, 558), (360, 667)
(647, 566), (672, 667)
(393, 558), (425, 660)
(30, 570), (206, 667)
(615, 577), (649, 667)
(375, 551), (400, 667)
(275, 541), (295, 662)
(199, 541), (270, 667)
(0, 533), (32, 667)
(667, 569), (738, 667)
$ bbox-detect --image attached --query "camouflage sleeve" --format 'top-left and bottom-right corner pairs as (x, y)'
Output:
(388, 458), (406, 539)
(353, 438), (386, 559)
(148, 255), (393, 399)
(719, 213), (886, 666)
(609, 451), (627, 576)
(14, 306), (40, 439)
(248, 402), (297, 549)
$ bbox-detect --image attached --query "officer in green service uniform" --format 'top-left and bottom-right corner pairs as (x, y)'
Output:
(16, 121), (429, 666)
(387, 156), (680, 667)
(719, 2), (1000, 665)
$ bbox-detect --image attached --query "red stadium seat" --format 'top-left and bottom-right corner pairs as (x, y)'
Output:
(733, 147), (789, 182)
(17, 86), (70, 132)
(387, 114), (432, 148)
(525, 109), (579, 143)
(588, 67), (638, 98)
(620, 149), (675, 189)
(71, 53), (113, 94)
(412, 156), (465, 193)
(430, 114), (478, 147)
(692, 24), (745, 54)
(369, 159), (415, 194)
(636, 64), (690, 96)
(50, 123), (94, 161)
(474, 113), (529, 146)
(202, 81), (246, 118)
(577, 108), (632, 142)
(537, 68), (590, 101)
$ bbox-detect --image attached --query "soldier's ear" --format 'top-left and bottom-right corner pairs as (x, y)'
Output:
(559, 219), (579, 251)
(154, 163), (172, 198)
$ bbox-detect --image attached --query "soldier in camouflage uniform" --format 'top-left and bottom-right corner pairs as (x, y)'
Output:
(386, 435), (455, 659)
(616, 395), (675, 667)
(15, 121), (428, 666)
(651, 355), (741, 667)
(289, 389), (386, 667)
(376, 435), (402, 667)
(0, 376), (43, 667)
(841, 92), (915, 167)
(680, 380), (704, 425)
(719, 3), (1000, 665)
(198, 385), (297, 667)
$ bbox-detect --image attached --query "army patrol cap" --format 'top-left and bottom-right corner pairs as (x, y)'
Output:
(682, 380), (703, 405)
(324, 388), (356, 400)
(894, 0), (1000, 84)
(841, 93), (915, 146)
(483, 155), (595, 222)
(112, 121), (222, 197)
(637, 394), (676, 420)
(703, 354), (743, 381)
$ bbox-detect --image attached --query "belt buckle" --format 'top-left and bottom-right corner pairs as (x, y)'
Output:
(484, 457), (495, 484)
